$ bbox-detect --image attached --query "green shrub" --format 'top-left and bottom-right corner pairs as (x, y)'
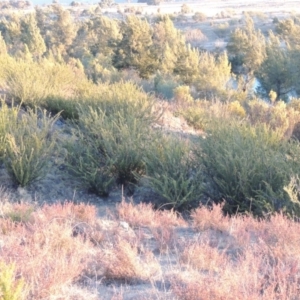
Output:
(0, 261), (26, 300)
(173, 85), (194, 105)
(4, 109), (59, 187)
(1, 57), (82, 107)
(145, 135), (202, 210)
(195, 120), (300, 217)
(177, 100), (245, 131)
(45, 81), (157, 122)
(44, 96), (79, 120)
(177, 105), (208, 130)
(65, 130), (114, 196)
(213, 22), (230, 38)
(154, 73), (179, 100)
(0, 100), (19, 162)
(247, 99), (299, 139)
(66, 102), (156, 195)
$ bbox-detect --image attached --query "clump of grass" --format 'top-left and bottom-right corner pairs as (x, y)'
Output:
(180, 242), (226, 273)
(3, 202), (34, 223)
(144, 134), (202, 210)
(95, 239), (161, 282)
(0, 206), (92, 299)
(191, 202), (230, 232)
(4, 108), (60, 187)
(116, 200), (186, 228)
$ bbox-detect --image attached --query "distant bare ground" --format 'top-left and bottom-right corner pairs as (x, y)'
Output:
(116, 0), (300, 16)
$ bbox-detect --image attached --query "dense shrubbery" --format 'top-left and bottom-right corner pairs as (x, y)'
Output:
(0, 56), (83, 107)
(1, 6), (300, 219)
(145, 135), (202, 210)
(196, 120), (300, 217)
(65, 83), (159, 195)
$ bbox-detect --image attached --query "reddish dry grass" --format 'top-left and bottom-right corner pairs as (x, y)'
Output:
(191, 202), (230, 232)
(90, 239), (161, 282)
(116, 200), (186, 228)
(116, 200), (187, 253)
(1, 200), (300, 299)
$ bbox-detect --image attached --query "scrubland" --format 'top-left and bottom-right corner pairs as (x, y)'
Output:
(1, 1), (300, 299)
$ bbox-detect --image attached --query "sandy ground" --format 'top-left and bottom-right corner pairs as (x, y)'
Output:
(110, 0), (300, 16)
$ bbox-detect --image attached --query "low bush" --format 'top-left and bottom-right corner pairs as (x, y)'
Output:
(177, 100), (245, 131)
(195, 120), (300, 216)
(173, 85), (194, 105)
(177, 105), (208, 130)
(1, 57), (84, 107)
(66, 99), (157, 195)
(213, 22), (230, 38)
(4, 108), (59, 186)
(246, 99), (299, 139)
(144, 135), (202, 210)
(45, 81), (157, 122)
(154, 73), (179, 100)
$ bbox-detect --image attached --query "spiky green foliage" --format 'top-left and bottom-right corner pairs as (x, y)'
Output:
(0, 33), (7, 55)
(65, 129), (114, 196)
(66, 86), (158, 195)
(0, 262), (26, 300)
(195, 120), (300, 217)
(0, 100), (19, 162)
(145, 135), (202, 210)
(4, 109), (59, 187)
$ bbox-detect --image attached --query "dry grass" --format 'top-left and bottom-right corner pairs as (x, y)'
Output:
(191, 202), (230, 232)
(116, 200), (187, 228)
(92, 239), (161, 282)
(0, 199), (299, 299)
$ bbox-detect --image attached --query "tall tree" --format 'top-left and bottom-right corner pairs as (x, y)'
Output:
(227, 15), (266, 77)
(112, 15), (157, 78)
(275, 18), (300, 48)
(21, 13), (46, 58)
(0, 14), (22, 54)
(48, 4), (76, 55)
(153, 16), (185, 74)
(195, 51), (231, 98)
(174, 44), (200, 85)
(256, 31), (294, 101)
